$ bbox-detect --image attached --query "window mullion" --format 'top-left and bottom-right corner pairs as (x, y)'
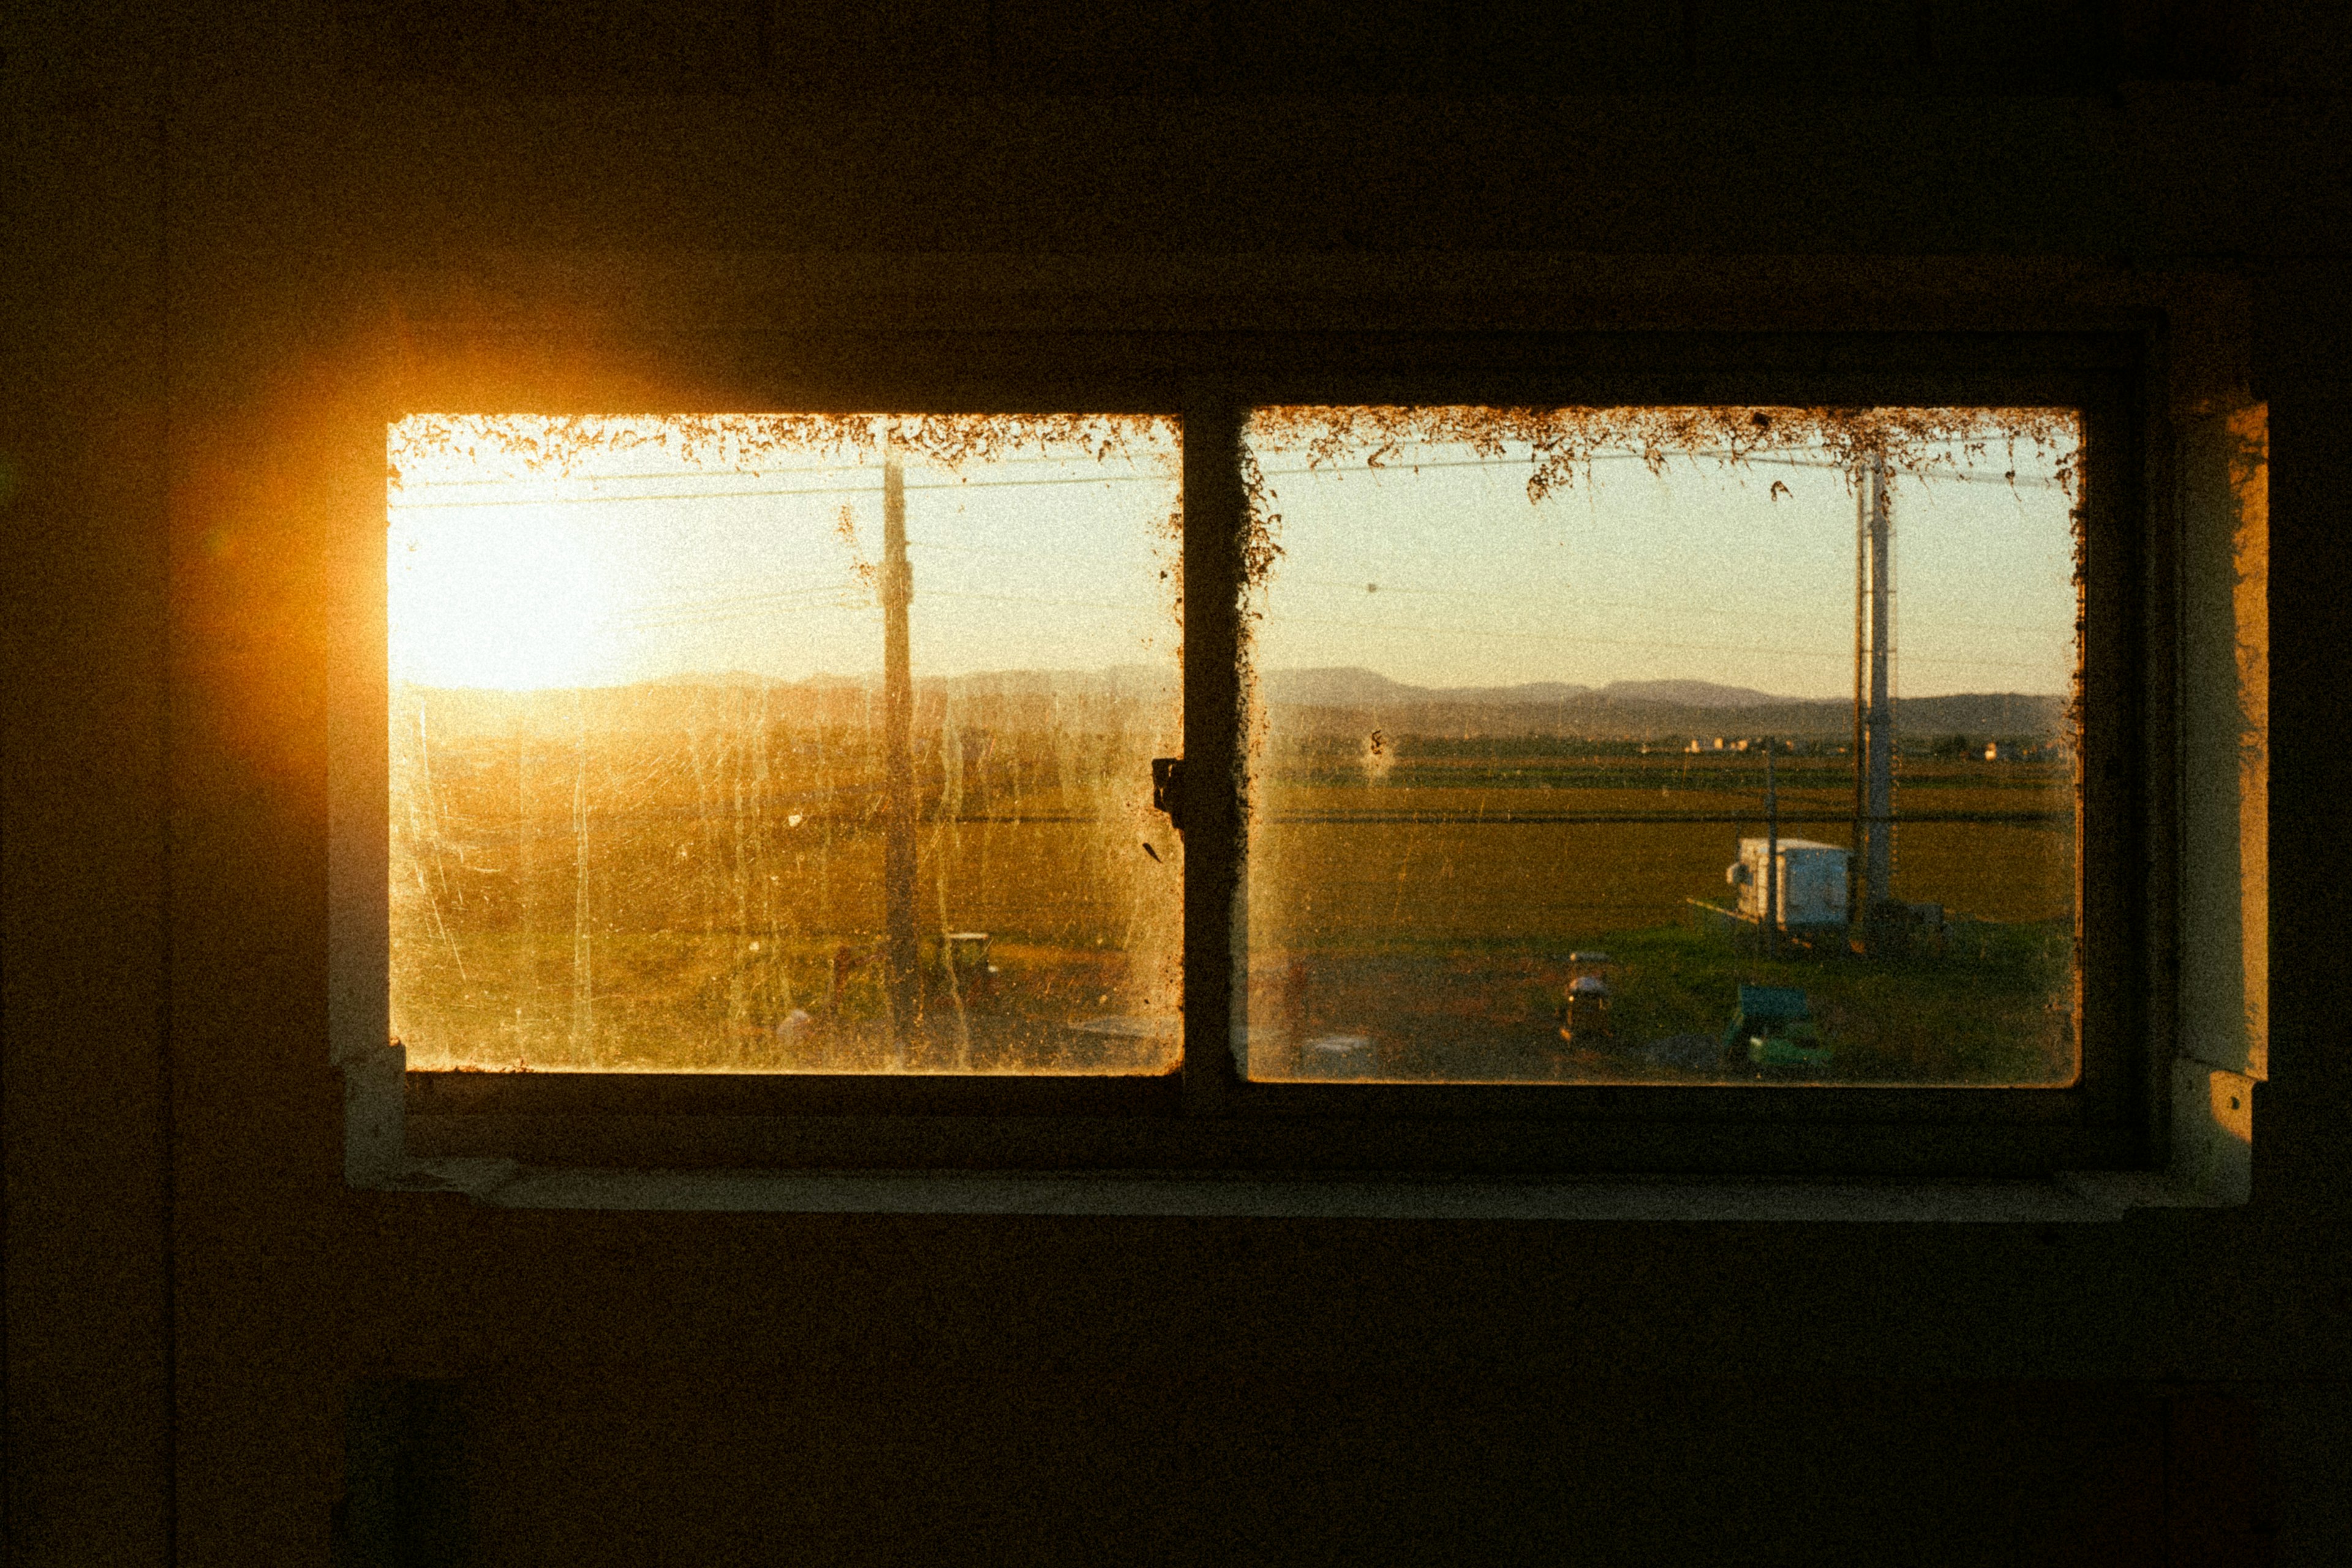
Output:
(1180, 383), (1246, 1114)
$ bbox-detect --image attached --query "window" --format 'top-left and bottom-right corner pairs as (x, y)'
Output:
(1237, 405), (2080, 1087)
(388, 415), (1183, 1076)
(345, 332), (2157, 1178)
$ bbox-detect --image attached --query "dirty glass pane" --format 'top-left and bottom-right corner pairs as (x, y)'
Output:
(389, 415), (1182, 1073)
(1240, 407), (2079, 1085)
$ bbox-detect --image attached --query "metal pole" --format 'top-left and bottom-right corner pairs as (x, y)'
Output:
(881, 453), (920, 1061)
(1852, 461), (1868, 929)
(1764, 739), (1779, 960)
(1864, 448), (1895, 949)
(515, 704), (533, 1060)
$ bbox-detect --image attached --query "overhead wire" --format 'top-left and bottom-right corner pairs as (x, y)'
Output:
(389, 469), (1177, 511)
(394, 441), (2068, 684)
(388, 448), (2066, 510)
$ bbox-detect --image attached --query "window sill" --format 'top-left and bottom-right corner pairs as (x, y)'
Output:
(373, 1157), (2226, 1221)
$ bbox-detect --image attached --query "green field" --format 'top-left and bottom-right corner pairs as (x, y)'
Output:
(391, 684), (2073, 1083)
(1245, 747), (2073, 1084)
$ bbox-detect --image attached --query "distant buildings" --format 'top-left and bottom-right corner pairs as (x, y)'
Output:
(1661, 734), (2057, 761)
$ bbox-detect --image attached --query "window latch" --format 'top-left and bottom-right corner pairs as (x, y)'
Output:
(1152, 757), (1187, 835)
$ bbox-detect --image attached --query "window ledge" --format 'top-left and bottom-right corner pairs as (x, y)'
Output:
(378, 1158), (2228, 1221)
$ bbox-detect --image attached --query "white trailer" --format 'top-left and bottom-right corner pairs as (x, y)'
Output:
(1728, 837), (1850, 930)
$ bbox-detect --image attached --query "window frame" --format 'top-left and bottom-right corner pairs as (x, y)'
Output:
(342, 326), (2160, 1180)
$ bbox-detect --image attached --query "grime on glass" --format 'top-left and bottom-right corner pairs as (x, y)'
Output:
(388, 415), (1183, 1074)
(1237, 406), (2081, 1087)
(386, 404), (2084, 1089)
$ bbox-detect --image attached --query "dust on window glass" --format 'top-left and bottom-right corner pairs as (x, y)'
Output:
(388, 414), (1183, 1074)
(1238, 405), (2081, 1086)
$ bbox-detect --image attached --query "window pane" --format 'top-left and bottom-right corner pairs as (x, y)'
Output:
(389, 415), (1182, 1073)
(1240, 406), (2079, 1085)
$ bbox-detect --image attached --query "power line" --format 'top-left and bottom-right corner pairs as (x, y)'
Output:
(927, 589), (1170, 617)
(597, 586), (1171, 634)
(396, 451), (1129, 489)
(388, 449), (2064, 511)
(608, 582), (864, 616)
(390, 470), (1175, 512)
(1269, 575), (2067, 638)
(607, 598), (874, 633)
(398, 448), (2064, 491)
(1256, 451), (2064, 488)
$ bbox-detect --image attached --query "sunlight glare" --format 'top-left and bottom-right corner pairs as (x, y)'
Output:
(389, 504), (625, 690)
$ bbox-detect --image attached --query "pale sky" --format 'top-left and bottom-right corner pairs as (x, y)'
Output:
(387, 417), (2076, 700)
(388, 426), (1184, 690)
(1248, 437), (2076, 699)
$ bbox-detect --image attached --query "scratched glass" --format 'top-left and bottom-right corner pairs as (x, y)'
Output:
(388, 416), (1182, 1073)
(1239, 407), (2079, 1085)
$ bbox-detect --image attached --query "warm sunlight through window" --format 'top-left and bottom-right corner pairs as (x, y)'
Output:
(391, 505), (627, 691)
(388, 415), (1183, 1074)
(1238, 406), (2081, 1087)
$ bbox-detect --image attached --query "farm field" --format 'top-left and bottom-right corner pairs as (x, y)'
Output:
(1245, 744), (2073, 1084)
(389, 679), (1185, 1073)
(1240, 921), (2071, 1086)
(391, 684), (2075, 1084)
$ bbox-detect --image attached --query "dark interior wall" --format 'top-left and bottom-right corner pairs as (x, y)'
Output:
(2, 37), (173, 1565)
(6, 1), (2351, 1562)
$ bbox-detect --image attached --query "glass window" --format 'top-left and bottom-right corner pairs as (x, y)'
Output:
(387, 415), (1183, 1074)
(1238, 406), (2080, 1086)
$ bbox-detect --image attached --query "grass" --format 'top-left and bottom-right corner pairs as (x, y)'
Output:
(1242, 916), (2071, 1085)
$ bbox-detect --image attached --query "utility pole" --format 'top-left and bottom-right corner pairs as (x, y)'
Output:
(1763, 739), (1779, 960)
(1860, 447), (1896, 952)
(880, 453), (919, 1063)
(1852, 464), (1867, 930)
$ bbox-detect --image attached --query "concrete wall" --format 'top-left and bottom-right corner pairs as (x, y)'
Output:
(7, 1), (2351, 1560)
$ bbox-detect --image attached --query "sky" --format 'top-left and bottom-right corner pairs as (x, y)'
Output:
(1248, 435), (2076, 699)
(388, 422), (1184, 692)
(386, 415), (2077, 700)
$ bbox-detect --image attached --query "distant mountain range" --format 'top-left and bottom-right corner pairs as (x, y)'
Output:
(1259, 669), (1787, 710)
(1594, 679), (1787, 709)
(1254, 667), (2063, 739)
(652, 666), (1178, 700)
(438, 666), (2065, 741)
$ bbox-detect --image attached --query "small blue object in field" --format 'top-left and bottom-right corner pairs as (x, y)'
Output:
(1721, 984), (1833, 1071)
(1735, 984), (1809, 1023)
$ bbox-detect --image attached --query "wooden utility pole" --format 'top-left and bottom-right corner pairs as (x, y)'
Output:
(881, 454), (919, 1061)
